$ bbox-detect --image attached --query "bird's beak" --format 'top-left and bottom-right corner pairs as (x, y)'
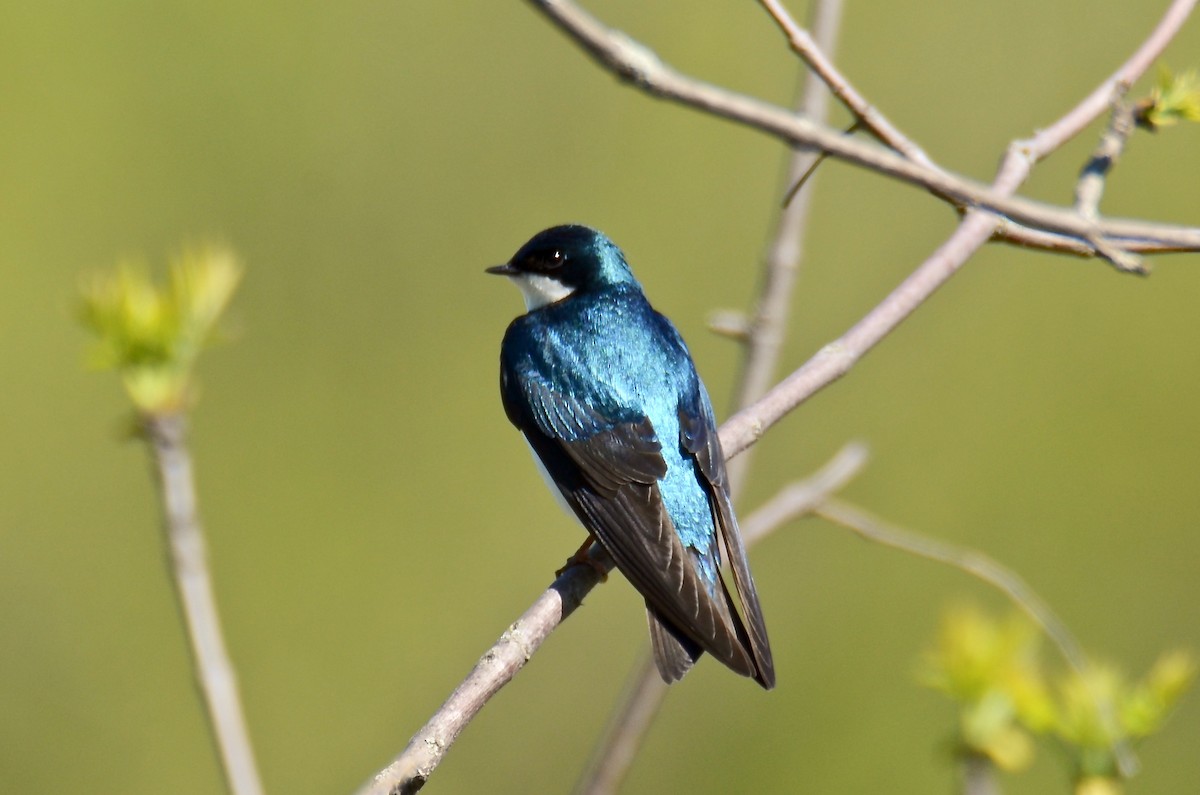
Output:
(485, 263), (517, 276)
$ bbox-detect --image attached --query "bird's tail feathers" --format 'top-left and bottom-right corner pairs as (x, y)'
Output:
(645, 606), (703, 683)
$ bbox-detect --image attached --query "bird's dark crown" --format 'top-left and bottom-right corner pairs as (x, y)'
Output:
(505, 224), (637, 291)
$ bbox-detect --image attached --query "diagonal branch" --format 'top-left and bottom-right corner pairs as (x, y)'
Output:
(718, 0), (1195, 458)
(815, 499), (1087, 677)
(729, 0), (845, 496)
(355, 444), (868, 795)
(756, 0), (1108, 258)
(525, 0), (1200, 261)
(757, 0), (934, 166)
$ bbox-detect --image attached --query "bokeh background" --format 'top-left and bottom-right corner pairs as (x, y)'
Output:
(2, 1), (1198, 792)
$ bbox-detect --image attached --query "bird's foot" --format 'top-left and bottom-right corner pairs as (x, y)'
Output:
(556, 535), (608, 581)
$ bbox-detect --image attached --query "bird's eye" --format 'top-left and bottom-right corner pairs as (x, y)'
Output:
(528, 249), (565, 271)
(519, 248), (567, 273)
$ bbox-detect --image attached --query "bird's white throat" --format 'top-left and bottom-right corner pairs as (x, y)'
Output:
(509, 273), (575, 311)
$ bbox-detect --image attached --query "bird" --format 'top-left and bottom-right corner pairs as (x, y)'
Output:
(487, 224), (774, 688)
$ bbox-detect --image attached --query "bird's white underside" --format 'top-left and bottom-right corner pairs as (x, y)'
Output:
(508, 272), (575, 311)
(508, 273), (578, 522)
(524, 437), (578, 522)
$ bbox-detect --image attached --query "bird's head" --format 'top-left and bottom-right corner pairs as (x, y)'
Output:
(486, 224), (638, 311)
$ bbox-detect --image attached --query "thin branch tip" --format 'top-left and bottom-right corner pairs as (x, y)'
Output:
(144, 413), (264, 795)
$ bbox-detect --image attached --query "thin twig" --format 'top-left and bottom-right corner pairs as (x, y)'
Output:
(758, 0), (1085, 257)
(1075, 100), (1138, 221)
(962, 754), (1002, 795)
(718, 207), (1000, 459)
(1022, 2), (1195, 159)
(814, 499), (1087, 675)
(358, 444), (868, 795)
(572, 654), (665, 795)
(739, 443), (869, 545)
(757, 0), (934, 167)
(525, 0), (1200, 260)
(813, 498), (1135, 776)
(144, 414), (264, 795)
(730, 0), (843, 499)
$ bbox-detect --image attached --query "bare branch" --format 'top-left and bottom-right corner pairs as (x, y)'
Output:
(729, 0), (844, 494)
(525, 0), (1200, 259)
(718, 206), (996, 458)
(757, 0), (933, 166)
(358, 545), (614, 795)
(1024, 0), (1196, 156)
(815, 499), (1087, 674)
(144, 415), (264, 795)
(740, 443), (869, 545)
(1075, 101), (1138, 221)
(717, 0), (1195, 456)
(757, 0), (1164, 262)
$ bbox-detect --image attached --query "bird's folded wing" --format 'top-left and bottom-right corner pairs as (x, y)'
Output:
(679, 389), (775, 688)
(507, 366), (755, 677)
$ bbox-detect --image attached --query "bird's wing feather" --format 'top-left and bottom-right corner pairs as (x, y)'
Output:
(504, 362), (757, 679)
(524, 376), (666, 493)
(645, 606), (703, 683)
(679, 389), (776, 689)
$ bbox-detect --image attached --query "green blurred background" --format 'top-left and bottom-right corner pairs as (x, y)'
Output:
(2, 1), (1198, 792)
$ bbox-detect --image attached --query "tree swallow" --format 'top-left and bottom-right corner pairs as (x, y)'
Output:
(488, 224), (775, 688)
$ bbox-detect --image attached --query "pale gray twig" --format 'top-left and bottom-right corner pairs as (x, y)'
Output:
(572, 654), (664, 795)
(757, 0), (1085, 257)
(962, 754), (1002, 795)
(757, 0), (933, 167)
(358, 544), (615, 795)
(1076, 100), (1139, 222)
(145, 414), (264, 795)
(813, 498), (1134, 775)
(739, 443), (869, 546)
(727, 0), (845, 497)
(814, 499), (1087, 676)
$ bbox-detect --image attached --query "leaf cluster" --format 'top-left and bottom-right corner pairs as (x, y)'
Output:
(921, 605), (1195, 792)
(1135, 66), (1200, 131)
(80, 245), (241, 414)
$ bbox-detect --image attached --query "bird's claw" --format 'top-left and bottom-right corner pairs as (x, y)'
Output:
(556, 536), (608, 581)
